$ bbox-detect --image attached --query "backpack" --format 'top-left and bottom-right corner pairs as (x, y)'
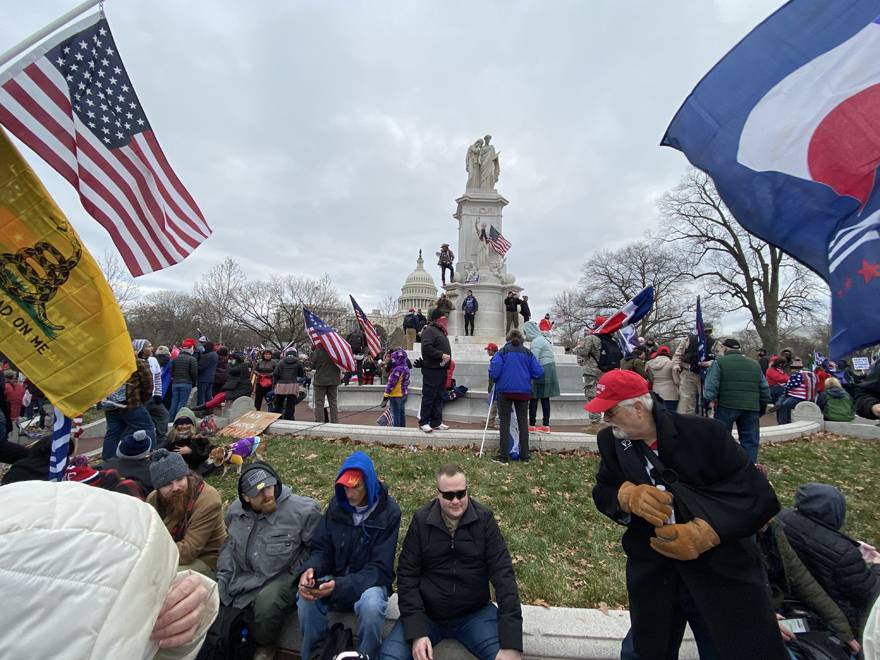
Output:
(779, 602), (852, 660)
(309, 622), (356, 660)
(195, 605), (256, 660)
(596, 335), (623, 372)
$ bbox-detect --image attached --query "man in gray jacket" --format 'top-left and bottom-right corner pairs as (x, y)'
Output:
(217, 462), (322, 657)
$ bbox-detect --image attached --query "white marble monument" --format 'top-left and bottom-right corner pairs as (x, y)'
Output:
(445, 134), (521, 339)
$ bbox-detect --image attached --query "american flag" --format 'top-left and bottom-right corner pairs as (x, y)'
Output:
(487, 225), (511, 256)
(785, 370), (817, 402)
(303, 307), (356, 373)
(0, 14), (210, 276)
(350, 295), (382, 358)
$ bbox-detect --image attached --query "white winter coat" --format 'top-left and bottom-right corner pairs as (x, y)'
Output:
(0, 481), (219, 659)
(646, 355), (680, 402)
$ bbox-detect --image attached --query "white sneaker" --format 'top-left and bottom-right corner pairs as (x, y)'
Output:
(420, 424), (433, 433)
(434, 424), (450, 430)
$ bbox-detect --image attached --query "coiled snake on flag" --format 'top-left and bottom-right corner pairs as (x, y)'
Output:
(0, 219), (82, 332)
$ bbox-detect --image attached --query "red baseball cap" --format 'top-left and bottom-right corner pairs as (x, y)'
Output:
(584, 369), (650, 413)
(336, 468), (363, 488)
(485, 343), (498, 351)
(181, 338), (197, 349)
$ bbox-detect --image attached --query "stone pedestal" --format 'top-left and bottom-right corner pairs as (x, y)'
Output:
(445, 190), (519, 337)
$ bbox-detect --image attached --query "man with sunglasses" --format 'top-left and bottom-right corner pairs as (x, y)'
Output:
(381, 464), (523, 660)
(589, 369), (787, 660)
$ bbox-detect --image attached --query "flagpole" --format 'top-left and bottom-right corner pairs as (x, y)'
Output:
(0, 0), (103, 71)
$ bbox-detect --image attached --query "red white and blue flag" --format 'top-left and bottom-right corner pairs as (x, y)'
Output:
(349, 295), (382, 358)
(0, 14), (210, 276)
(663, 2), (880, 358)
(592, 286), (654, 336)
(48, 408), (71, 482)
(480, 224), (511, 256)
(303, 307), (356, 372)
(785, 370), (817, 402)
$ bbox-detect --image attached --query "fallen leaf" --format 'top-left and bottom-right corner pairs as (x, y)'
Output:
(304, 453), (318, 460)
(532, 599), (551, 609)
(598, 601), (609, 615)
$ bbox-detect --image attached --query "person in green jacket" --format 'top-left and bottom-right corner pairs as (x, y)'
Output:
(522, 321), (560, 431)
(758, 519), (861, 656)
(703, 338), (771, 463)
(818, 377), (856, 422)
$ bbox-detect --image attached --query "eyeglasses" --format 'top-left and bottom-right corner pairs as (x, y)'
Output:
(438, 489), (467, 501)
(603, 404), (621, 420)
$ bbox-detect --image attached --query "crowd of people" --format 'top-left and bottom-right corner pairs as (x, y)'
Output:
(3, 303), (880, 658)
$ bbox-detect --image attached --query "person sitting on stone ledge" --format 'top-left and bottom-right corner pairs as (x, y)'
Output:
(380, 463), (523, 660)
(146, 449), (226, 578)
(192, 351), (253, 414)
(297, 451), (401, 660)
(217, 462), (322, 660)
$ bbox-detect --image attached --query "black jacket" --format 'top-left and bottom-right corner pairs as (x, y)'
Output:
(592, 398), (786, 660)
(273, 355), (305, 384)
(854, 361), (880, 418)
(419, 324), (451, 369)
(397, 498), (522, 651)
(519, 301), (531, 321)
(170, 352), (198, 386)
(778, 483), (880, 633)
(100, 456), (154, 495)
(503, 296), (520, 312)
(197, 350), (218, 384)
(222, 362), (253, 399)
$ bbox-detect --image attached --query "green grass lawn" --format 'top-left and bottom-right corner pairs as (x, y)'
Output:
(206, 434), (880, 609)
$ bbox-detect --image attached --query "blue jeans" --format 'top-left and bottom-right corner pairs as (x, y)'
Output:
(168, 384), (193, 420)
(389, 397), (406, 427)
(297, 586), (388, 660)
(196, 381), (213, 406)
(380, 602), (500, 660)
(102, 406), (156, 459)
(620, 585), (718, 659)
(775, 396), (802, 425)
(713, 406), (761, 463)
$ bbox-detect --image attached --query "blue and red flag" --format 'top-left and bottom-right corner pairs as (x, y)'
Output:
(592, 286), (654, 336)
(663, 1), (880, 359)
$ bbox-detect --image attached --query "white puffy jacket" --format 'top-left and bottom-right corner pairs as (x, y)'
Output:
(0, 481), (219, 659)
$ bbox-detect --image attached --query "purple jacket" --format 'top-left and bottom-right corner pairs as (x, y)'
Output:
(384, 350), (411, 398)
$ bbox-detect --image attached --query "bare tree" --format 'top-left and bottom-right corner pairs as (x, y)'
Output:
(97, 249), (141, 310)
(660, 169), (826, 353)
(554, 240), (702, 343)
(125, 290), (201, 345)
(192, 257), (246, 344)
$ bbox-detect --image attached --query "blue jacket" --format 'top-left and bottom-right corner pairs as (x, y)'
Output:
(300, 451), (401, 609)
(488, 343), (544, 396)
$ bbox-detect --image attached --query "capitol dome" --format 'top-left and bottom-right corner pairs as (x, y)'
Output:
(399, 250), (438, 312)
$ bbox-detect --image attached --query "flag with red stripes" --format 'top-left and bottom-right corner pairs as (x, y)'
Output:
(349, 295), (382, 358)
(487, 225), (511, 256)
(303, 307), (356, 373)
(0, 14), (210, 276)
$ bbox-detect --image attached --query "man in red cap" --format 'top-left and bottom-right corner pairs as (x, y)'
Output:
(589, 369), (787, 660)
(297, 451), (400, 660)
(575, 316), (621, 425)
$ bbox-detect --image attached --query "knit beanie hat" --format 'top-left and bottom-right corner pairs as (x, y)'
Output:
(64, 456), (99, 483)
(149, 448), (189, 489)
(117, 429), (152, 459)
(155, 345), (171, 356)
(132, 339), (150, 354)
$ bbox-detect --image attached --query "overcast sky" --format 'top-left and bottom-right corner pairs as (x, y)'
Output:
(3, 0), (787, 323)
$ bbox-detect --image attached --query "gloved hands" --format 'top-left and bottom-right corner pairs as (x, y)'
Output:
(617, 481), (673, 526)
(381, 398), (388, 408)
(650, 518), (720, 561)
(413, 357), (424, 368)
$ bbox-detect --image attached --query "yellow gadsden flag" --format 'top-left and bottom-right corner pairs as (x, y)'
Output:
(0, 127), (134, 417)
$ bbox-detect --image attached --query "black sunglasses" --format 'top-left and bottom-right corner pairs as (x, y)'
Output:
(438, 488), (467, 501)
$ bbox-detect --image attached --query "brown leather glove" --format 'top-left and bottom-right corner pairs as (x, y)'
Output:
(650, 518), (720, 561)
(617, 481), (674, 527)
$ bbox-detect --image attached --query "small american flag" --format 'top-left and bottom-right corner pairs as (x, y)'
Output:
(487, 225), (511, 256)
(350, 295), (382, 358)
(48, 408), (72, 482)
(304, 307), (356, 372)
(0, 14), (210, 276)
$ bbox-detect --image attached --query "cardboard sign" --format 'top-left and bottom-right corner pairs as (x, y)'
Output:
(219, 411), (281, 439)
(851, 357), (871, 371)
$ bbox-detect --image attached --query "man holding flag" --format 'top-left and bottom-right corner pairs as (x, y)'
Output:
(305, 308), (356, 424)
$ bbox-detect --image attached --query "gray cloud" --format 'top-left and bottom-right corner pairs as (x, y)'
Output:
(3, 0), (786, 317)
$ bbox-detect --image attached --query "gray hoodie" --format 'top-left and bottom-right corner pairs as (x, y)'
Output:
(217, 462), (321, 608)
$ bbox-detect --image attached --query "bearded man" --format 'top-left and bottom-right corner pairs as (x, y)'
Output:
(146, 449), (226, 578)
(217, 462), (322, 659)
